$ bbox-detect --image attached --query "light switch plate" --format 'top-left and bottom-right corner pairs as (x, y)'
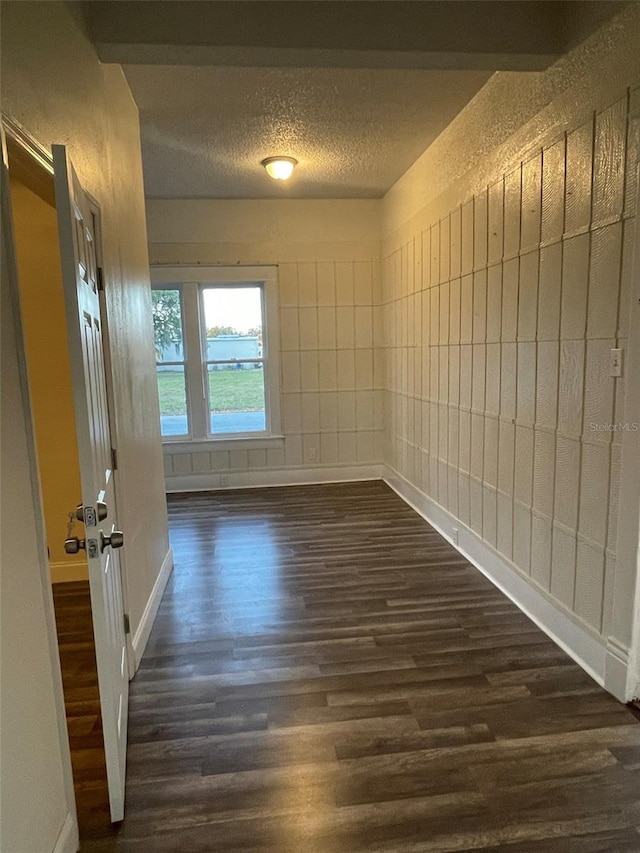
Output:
(610, 348), (623, 378)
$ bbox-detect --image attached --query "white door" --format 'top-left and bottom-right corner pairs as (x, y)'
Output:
(53, 145), (129, 822)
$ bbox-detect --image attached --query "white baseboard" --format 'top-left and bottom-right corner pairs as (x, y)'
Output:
(49, 560), (88, 583)
(626, 576), (640, 702)
(383, 465), (613, 690)
(53, 812), (78, 853)
(630, 653), (640, 702)
(132, 547), (174, 669)
(165, 463), (383, 493)
(605, 637), (632, 702)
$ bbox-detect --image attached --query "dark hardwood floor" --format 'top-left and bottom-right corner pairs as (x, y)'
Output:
(82, 481), (640, 852)
(52, 581), (112, 839)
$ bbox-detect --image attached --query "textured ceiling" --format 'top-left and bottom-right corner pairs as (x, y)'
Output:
(94, 1), (623, 200)
(123, 65), (491, 198)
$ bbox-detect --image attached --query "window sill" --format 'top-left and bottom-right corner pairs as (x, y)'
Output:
(162, 435), (285, 454)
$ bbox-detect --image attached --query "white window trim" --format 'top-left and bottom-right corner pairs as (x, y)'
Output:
(151, 265), (281, 447)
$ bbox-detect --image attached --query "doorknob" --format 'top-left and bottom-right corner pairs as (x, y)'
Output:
(64, 537), (86, 554)
(100, 531), (124, 552)
(76, 501), (108, 523)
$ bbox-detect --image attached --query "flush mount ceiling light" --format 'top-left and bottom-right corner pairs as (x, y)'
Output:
(261, 156), (298, 181)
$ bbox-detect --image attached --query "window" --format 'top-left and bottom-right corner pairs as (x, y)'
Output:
(151, 267), (281, 443)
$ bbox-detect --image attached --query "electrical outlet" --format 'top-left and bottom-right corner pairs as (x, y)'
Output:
(219, 474), (229, 487)
(451, 527), (459, 545)
(308, 447), (317, 461)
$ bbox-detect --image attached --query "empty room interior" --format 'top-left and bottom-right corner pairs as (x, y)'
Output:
(2, 2), (640, 852)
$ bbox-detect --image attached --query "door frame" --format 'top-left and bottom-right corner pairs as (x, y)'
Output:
(84, 189), (137, 678)
(1, 119), (79, 847)
(621, 116), (640, 704)
(2, 113), (135, 675)
(607, 112), (640, 703)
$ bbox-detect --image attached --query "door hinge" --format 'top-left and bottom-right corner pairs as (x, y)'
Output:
(111, 447), (118, 470)
(97, 266), (105, 292)
(123, 613), (131, 635)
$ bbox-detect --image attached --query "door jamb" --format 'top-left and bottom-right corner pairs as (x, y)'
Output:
(621, 113), (640, 703)
(608, 111), (640, 702)
(2, 113), (135, 675)
(0, 118), (79, 842)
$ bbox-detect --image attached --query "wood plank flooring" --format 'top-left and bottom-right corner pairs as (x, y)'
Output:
(52, 581), (112, 839)
(82, 481), (640, 852)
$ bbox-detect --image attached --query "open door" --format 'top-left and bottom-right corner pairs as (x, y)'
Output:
(53, 145), (129, 822)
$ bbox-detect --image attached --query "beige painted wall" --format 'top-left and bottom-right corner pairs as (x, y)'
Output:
(147, 199), (384, 486)
(1, 191), (78, 853)
(10, 177), (88, 583)
(2, 1), (170, 641)
(381, 7), (640, 691)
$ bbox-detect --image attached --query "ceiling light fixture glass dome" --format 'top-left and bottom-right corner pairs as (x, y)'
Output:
(261, 156), (298, 181)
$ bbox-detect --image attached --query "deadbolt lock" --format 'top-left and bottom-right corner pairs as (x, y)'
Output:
(76, 501), (108, 524)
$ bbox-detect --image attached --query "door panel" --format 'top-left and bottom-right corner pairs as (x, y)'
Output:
(53, 145), (128, 822)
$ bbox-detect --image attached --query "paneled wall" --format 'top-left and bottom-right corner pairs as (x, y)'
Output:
(2, 2), (171, 649)
(2, 3), (173, 847)
(147, 11), (640, 697)
(382, 85), (639, 667)
(276, 259), (383, 466)
(147, 200), (384, 488)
